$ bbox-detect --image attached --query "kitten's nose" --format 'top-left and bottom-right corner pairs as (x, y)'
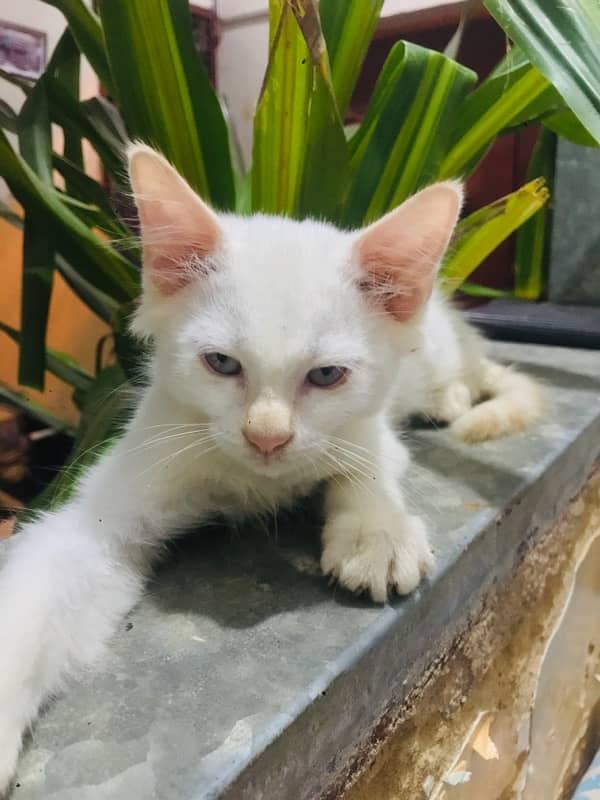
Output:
(243, 398), (293, 456)
(243, 429), (292, 455)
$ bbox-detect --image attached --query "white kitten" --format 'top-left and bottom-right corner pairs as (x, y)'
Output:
(0, 146), (542, 794)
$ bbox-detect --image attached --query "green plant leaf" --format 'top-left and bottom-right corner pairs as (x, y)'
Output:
(18, 80), (52, 184)
(543, 109), (599, 147)
(0, 199), (117, 324)
(320, 0), (384, 118)
(98, 0), (235, 209)
(0, 129), (138, 302)
(70, 364), (129, 462)
(0, 382), (74, 435)
(0, 68), (33, 92)
(344, 41), (476, 226)
(17, 76), (55, 390)
(52, 154), (120, 220)
(58, 191), (132, 242)
(485, 0), (600, 144)
(42, 0), (114, 96)
(45, 76), (125, 181)
(49, 28), (83, 174)
(0, 200), (23, 229)
(82, 96), (128, 145)
(0, 321), (93, 392)
(439, 178), (550, 295)
(0, 99), (17, 133)
(252, 0), (349, 220)
(55, 256), (118, 324)
(18, 223), (55, 390)
(459, 282), (513, 299)
(234, 169), (252, 215)
(26, 364), (130, 513)
(14, 26), (94, 389)
(514, 129), (557, 300)
(438, 50), (555, 179)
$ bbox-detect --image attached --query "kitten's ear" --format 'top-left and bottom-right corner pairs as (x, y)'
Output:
(128, 144), (221, 296)
(354, 181), (463, 322)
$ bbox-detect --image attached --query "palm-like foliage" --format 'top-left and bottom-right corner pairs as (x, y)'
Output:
(0, 0), (599, 501)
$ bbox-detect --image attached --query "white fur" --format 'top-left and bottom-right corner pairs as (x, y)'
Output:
(0, 156), (542, 794)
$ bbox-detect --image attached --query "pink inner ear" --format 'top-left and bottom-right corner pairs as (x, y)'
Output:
(357, 239), (435, 322)
(141, 205), (220, 296)
(129, 146), (222, 297)
(148, 246), (213, 296)
(355, 182), (462, 322)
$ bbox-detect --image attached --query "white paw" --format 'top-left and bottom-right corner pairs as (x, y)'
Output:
(321, 511), (434, 603)
(0, 722), (21, 798)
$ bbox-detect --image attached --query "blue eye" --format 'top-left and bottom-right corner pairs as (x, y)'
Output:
(203, 352), (242, 376)
(306, 366), (347, 388)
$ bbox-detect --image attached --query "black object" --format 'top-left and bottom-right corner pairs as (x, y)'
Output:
(465, 299), (600, 350)
(0, 407), (72, 509)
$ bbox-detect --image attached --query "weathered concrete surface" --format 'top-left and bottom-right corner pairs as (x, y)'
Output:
(8, 342), (600, 800)
(342, 470), (600, 800)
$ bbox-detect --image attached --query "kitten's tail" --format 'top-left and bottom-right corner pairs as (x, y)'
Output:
(451, 359), (544, 443)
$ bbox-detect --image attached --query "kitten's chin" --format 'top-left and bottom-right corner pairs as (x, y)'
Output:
(247, 462), (287, 478)
(244, 451), (295, 478)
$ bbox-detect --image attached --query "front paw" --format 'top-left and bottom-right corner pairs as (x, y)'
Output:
(321, 511), (434, 603)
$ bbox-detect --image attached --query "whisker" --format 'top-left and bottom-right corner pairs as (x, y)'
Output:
(329, 435), (373, 453)
(138, 433), (223, 479)
(317, 444), (376, 500)
(325, 439), (379, 480)
(330, 454), (378, 490)
(327, 441), (377, 474)
(141, 422), (214, 431)
(329, 434), (406, 469)
(121, 428), (215, 458)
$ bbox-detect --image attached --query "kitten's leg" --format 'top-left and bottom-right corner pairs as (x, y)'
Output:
(0, 436), (200, 795)
(0, 507), (144, 794)
(426, 380), (473, 424)
(449, 359), (543, 443)
(424, 360), (543, 443)
(321, 418), (433, 603)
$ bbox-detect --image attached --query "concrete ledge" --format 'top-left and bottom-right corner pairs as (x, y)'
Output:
(340, 467), (600, 799)
(12, 342), (600, 800)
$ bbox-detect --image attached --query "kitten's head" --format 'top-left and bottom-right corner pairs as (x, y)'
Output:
(128, 145), (461, 477)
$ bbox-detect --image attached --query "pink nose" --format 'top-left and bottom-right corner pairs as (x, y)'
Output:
(243, 430), (292, 455)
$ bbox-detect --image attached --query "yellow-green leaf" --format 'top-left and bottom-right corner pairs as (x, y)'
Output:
(320, 0), (384, 118)
(344, 41), (476, 226)
(514, 129), (557, 300)
(440, 179), (550, 295)
(252, 0), (348, 220)
(438, 49), (554, 179)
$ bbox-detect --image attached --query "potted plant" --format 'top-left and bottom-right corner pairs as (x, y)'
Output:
(0, 0), (598, 506)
